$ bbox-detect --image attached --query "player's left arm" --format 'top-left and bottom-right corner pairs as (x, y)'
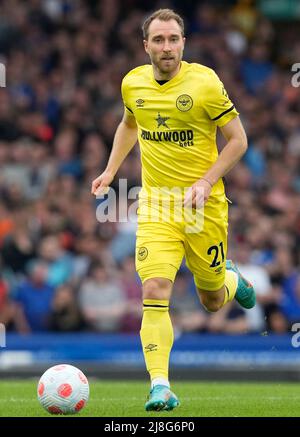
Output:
(184, 72), (247, 208)
(202, 115), (248, 185)
(184, 116), (247, 207)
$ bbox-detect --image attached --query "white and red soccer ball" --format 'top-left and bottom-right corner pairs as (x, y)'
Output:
(37, 364), (89, 415)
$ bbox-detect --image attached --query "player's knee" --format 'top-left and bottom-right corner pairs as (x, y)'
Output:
(143, 277), (172, 300)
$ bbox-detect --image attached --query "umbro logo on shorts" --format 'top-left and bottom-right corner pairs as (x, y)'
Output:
(136, 99), (145, 107)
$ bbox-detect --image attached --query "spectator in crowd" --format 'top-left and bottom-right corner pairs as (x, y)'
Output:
(0, 266), (14, 329)
(120, 255), (142, 333)
(38, 234), (73, 288)
(49, 283), (86, 332)
(234, 242), (277, 332)
(2, 219), (36, 275)
(78, 261), (126, 332)
(13, 260), (55, 333)
(206, 301), (250, 334)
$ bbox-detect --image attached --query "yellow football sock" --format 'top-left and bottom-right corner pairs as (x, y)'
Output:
(140, 299), (173, 380)
(222, 269), (238, 306)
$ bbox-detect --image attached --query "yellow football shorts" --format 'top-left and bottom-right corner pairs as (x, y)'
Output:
(135, 195), (229, 291)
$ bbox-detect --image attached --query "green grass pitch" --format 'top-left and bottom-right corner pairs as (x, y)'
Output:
(1, 380), (300, 417)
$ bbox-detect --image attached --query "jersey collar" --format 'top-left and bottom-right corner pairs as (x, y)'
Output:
(150, 61), (188, 90)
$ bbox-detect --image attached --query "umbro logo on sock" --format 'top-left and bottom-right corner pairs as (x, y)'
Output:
(145, 344), (158, 352)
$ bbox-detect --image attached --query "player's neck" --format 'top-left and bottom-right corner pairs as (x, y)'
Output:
(153, 62), (182, 81)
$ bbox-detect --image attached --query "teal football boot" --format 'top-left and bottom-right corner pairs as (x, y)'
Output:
(145, 385), (180, 412)
(226, 260), (256, 309)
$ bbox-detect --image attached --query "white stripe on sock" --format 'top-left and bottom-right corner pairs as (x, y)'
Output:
(151, 378), (170, 389)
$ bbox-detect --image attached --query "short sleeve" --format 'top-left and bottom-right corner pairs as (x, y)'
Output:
(121, 77), (134, 116)
(203, 72), (239, 127)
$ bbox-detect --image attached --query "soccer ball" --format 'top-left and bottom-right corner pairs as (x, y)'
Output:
(37, 364), (89, 415)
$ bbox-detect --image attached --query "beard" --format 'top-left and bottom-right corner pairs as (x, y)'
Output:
(151, 53), (182, 76)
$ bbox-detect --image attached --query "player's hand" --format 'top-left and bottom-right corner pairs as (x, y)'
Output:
(183, 178), (212, 208)
(91, 170), (114, 196)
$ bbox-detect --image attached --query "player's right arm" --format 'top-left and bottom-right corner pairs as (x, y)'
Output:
(91, 110), (137, 195)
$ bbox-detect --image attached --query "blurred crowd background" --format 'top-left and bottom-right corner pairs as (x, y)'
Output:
(0, 0), (299, 336)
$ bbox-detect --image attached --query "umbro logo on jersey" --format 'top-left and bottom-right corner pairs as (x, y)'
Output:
(136, 99), (145, 107)
(221, 86), (230, 105)
(155, 113), (170, 129)
(222, 85), (229, 99)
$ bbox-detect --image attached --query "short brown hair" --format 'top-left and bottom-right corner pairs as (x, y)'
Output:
(142, 8), (185, 40)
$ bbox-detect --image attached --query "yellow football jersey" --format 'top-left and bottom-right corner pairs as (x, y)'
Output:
(121, 61), (239, 199)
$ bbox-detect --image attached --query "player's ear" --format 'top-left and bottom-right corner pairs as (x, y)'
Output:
(182, 36), (186, 49)
(143, 39), (149, 54)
